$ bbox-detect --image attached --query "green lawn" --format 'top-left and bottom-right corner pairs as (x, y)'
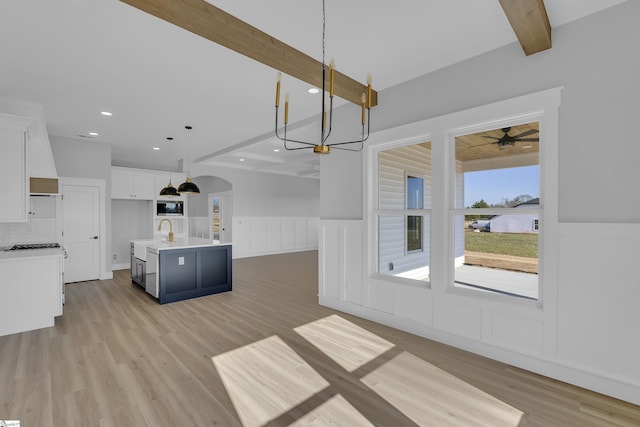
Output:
(464, 231), (538, 258)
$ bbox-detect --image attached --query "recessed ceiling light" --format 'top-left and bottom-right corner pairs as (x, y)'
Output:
(100, 111), (112, 116)
(273, 149), (280, 152)
(308, 88), (320, 94)
(239, 158), (245, 162)
(89, 132), (99, 136)
(153, 147), (160, 151)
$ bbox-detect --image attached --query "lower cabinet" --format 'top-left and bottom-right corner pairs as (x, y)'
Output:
(130, 245), (146, 287)
(0, 255), (64, 337)
(131, 257), (146, 287)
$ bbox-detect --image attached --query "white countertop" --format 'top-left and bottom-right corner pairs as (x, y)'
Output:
(0, 247), (64, 261)
(147, 237), (232, 252)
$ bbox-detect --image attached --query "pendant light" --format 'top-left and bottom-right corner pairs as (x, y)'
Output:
(159, 137), (179, 196)
(178, 125), (200, 194)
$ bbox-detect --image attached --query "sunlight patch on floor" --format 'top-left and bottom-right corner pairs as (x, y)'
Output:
(212, 335), (329, 427)
(288, 394), (374, 427)
(360, 351), (524, 426)
(294, 314), (395, 372)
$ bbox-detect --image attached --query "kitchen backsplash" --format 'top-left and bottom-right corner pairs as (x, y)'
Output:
(0, 218), (58, 244)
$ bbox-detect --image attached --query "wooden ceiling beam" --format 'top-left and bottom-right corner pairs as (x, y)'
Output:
(119, 0), (378, 107)
(498, 0), (552, 56)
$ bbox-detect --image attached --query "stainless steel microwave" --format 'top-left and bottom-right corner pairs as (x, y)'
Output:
(156, 200), (184, 216)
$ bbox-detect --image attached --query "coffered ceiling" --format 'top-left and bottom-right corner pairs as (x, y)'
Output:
(0, 0), (627, 178)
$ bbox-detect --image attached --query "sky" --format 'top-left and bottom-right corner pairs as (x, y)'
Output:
(463, 165), (539, 207)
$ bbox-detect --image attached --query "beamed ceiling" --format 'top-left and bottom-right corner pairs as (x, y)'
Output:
(0, 1), (627, 176)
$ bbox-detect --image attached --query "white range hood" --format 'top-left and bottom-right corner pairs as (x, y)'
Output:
(0, 101), (58, 193)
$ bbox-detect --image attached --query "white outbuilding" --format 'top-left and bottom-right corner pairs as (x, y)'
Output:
(489, 198), (539, 234)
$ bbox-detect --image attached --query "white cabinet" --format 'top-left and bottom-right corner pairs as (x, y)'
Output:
(29, 195), (57, 218)
(0, 115), (30, 223)
(112, 171), (156, 200)
(0, 255), (64, 337)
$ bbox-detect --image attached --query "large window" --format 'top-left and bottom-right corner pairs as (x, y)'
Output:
(452, 123), (540, 300)
(369, 88), (560, 305)
(377, 142), (431, 283)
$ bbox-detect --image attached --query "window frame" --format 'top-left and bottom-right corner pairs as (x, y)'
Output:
(405, 172), (425, 254)
(450, 124), (542, 300)
(371, 138), (433, 287)
(365, 87), (560, 308)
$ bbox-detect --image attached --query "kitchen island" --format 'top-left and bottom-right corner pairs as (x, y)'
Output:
(145, 237), (232, 304)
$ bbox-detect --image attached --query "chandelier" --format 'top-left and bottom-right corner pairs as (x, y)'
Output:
(274, 0), (372, 154)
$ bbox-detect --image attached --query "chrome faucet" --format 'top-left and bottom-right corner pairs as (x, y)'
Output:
(158, 218), (175, 242)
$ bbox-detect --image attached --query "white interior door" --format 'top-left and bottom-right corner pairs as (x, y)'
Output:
(209, 190), (233, 243)
(221, 191), (232, 243)
(63, 184), (100, 282)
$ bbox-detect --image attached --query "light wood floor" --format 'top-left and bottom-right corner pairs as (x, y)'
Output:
(1, 251), (639, 426)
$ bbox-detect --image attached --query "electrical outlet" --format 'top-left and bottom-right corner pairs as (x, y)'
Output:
(113, 254), (117, 260)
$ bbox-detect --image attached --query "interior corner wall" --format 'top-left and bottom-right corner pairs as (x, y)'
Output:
(49, 135), (113, 274)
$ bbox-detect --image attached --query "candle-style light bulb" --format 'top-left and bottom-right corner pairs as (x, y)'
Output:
(367, 74), (372, 109)
(284, 93), (289, 124)
(323, 104), (327, 131)
(361, 93), (366, 125)
(275, 72), (282, 107)
(329, 59), (335, 97)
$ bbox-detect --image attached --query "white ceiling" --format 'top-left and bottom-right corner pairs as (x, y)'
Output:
(0, 0), (627, 178)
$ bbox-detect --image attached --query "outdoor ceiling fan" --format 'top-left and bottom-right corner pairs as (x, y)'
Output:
(481, 127), (539, 149)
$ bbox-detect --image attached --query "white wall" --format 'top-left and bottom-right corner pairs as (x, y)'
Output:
(111, 199), (153, 269)
(319, 2), (640, 405)
(191, 163), (319, 218)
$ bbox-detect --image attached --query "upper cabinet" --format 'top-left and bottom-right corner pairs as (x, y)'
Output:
(111, 167), (186, 201)
(0, 114), (31, 222)
(111, 170), (156, 200)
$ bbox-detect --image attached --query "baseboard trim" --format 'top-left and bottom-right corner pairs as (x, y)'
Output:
(233, 246), (318, 259)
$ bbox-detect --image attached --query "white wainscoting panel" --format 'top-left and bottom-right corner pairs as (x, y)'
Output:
(189, 216), (209, 239)
(319, 224), (341, 300)
(233, 216), (319, 259)
(490, 311), (543, 357)
(318, 219), (640, 405)
(556, 224), (640, 390)
(393, 284), (433, 326)
(319, 220), (363, 304)
(434, 300), (483, 340)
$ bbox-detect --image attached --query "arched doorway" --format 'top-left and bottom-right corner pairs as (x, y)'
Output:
(187, 175), (232, 243)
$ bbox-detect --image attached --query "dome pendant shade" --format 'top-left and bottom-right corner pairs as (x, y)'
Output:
(177, 176), (200, 194)
(159, 179), (179, 196)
